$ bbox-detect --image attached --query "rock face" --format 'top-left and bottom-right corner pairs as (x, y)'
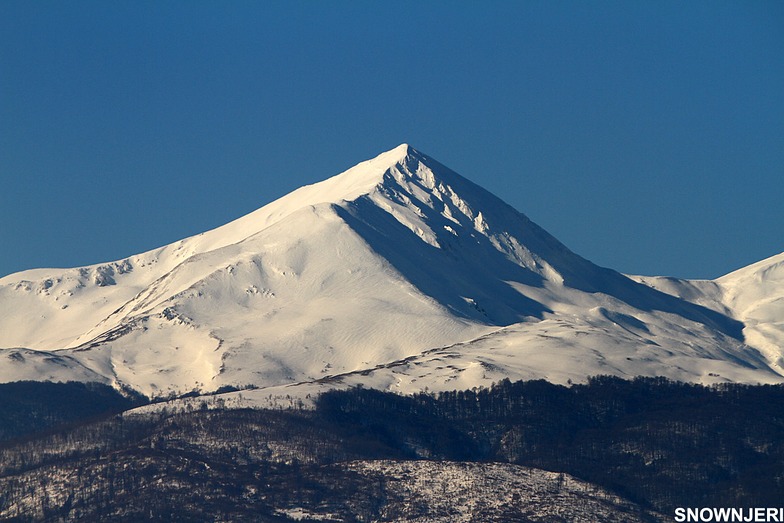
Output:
(0, 144), (782, 397)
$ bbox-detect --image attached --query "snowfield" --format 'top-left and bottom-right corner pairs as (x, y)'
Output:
(1, 144), (782, 400)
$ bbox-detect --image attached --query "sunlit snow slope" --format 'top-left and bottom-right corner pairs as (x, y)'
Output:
(1, 145), (782, 398)
(634, 252), (784, 375)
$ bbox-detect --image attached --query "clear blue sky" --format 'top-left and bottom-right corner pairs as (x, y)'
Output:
(2, 1), (782, 280)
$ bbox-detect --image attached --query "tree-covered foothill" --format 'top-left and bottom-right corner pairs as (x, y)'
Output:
(0, 376), (782, 520)
(0, 380), (146, 442)
(315, 376), (784, 510)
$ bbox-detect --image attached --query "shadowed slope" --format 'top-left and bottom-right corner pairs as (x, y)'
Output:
(357, 146), (744, 339)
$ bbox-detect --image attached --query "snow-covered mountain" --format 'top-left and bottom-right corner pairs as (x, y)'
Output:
(1, 144), (782, 398)
(634, 251), (784, 375)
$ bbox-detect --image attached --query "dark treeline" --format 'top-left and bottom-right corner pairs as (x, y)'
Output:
(314, 376), (784, 511)
(0, 381), (146, 443)
(0, 377), (783, 520)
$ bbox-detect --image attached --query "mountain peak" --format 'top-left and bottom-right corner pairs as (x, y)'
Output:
(2, 145), (780, 398)
(343, 143), (420, 181)
(277, 143), (433, 212)
(386, 142), (415, 158)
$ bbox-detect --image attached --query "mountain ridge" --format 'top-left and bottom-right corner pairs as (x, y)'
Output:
(1, 145), (782, 399)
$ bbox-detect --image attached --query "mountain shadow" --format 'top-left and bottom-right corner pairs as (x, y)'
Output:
(334, 200), (553, 326)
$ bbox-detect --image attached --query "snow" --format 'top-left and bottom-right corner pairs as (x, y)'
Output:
(631, 251), (784, 374)
(340, 460), (665, 523)
(1, 144), (782, 398)
(717, 252), (784, 371)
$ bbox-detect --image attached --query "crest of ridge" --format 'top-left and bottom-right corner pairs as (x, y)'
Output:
(183, 144), (423, 254)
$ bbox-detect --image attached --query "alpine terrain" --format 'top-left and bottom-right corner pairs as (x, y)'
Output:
(1, 144), (782, 401)
(2, 145), (784, 522)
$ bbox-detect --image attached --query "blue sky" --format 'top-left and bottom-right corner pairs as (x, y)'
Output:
(1, 1), (782, 280)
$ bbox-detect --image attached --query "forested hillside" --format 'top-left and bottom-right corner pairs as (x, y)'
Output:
(1, 377), (782, 521)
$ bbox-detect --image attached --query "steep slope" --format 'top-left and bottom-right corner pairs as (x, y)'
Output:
(0, 145), (414, 352)
(636, 253), (784, 371)
(718, 252), (784, 370)
(632, 252), (784, 376)
(1, 144), (780, 397)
